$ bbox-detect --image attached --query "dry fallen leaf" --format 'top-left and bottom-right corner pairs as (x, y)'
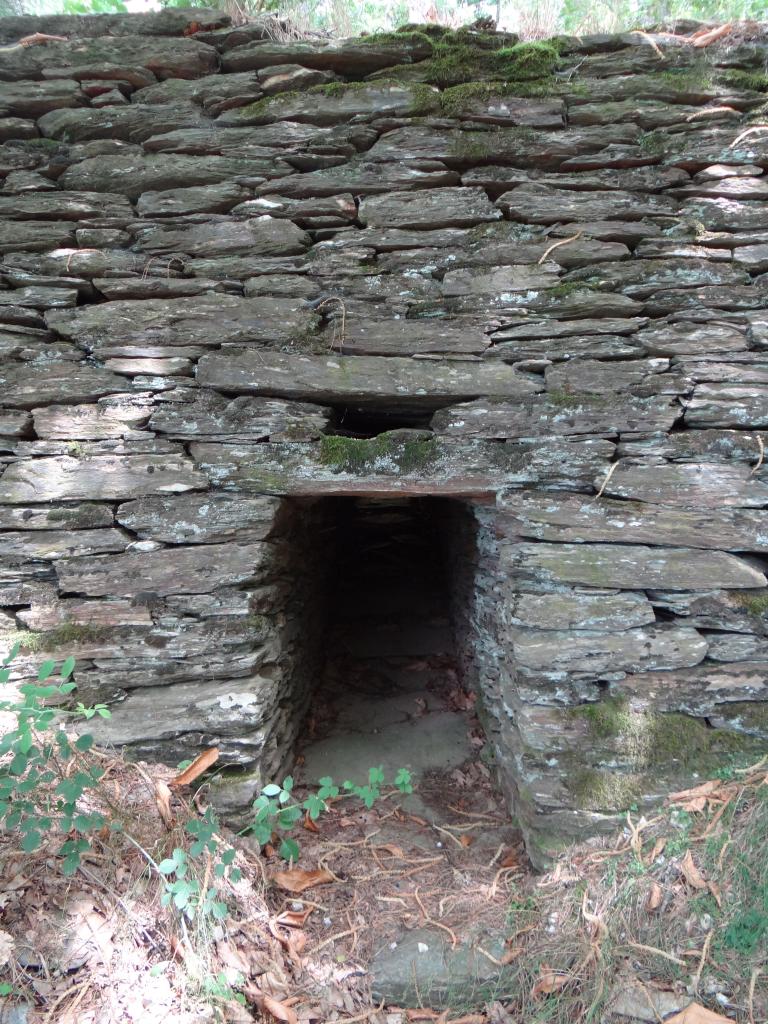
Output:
(646, 881), (663, 912)
(170, 747), (219, 788)
(376, 843), (407, 859)
(707, 880), (722, 907)
(276, 908), (313, 928)
(499, 946), (523, 964)
(216, 940), (250, 975)
(531, 963), (571, 998)
(272, 868), (335, 894)
(302, 812), (319, 833)
(260, 993), (299, 1024)
(681, 850), (707, 890)
(647, 837), (667, 864)
(665, 1002), (735, 1023)
(459, 835), (474, 848)
(153, 780), (174, 829)
(0, 930), (14, 968)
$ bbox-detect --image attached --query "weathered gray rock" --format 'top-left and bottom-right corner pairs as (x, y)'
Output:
(56, 542), (270, 597)
(500, 490), (768, 551)
(442, 263), (560, 297)
(507, 591), (656, 631)
(565, 258), (749, 298)
(364, 124), (640, 170)
(684, 385), (768, 428)
(48, 295), (318, 350)
(0, 191), (132, 221)
(601, 461), (768, 507)
(0, 528), (128, 560)
(337, 318), (490, 357)
(132, 70), (262, 116)
(545, 358), (688, 395)
(0, 286), (78, 310)
(191, 437), (614, 495)
(33, 396), (154, 439)
(149, 390), (331, 441)
(0, 453), (206, 503)
(615, 663), (768, 711)
(38, 103), (204, 143)
(636, 320), (748, 355)
(0, 503), (112, 531)
(359, 187), (501, 230)
(221, 38), (433, 75)
(197, 350), (542, 406)
(0, 79), (87, 118)
(136, 182), (250, 217)
(220, 82), (439, 126)
(252, 161), (460, 199)
(117, 493), (279, 543)
(134, 217), (310, 257)
(0, 36), (217, 82)
(234, 194), (356, 228)
(431, 393), (680, 438)
(510, 542), (767, 590)
(58, 153), (264, 200)
(511, 625), (707, 674)
(497, 184), (676, 223)
(0, 362), (125, 409)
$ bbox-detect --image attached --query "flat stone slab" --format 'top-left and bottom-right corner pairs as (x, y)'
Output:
(219, 82), (439, 126)
(58, 154), (265, 199)
(56, 542), (270, 597)
(500, 490), (768, 551)
(599, 461), (768, 508)
(510, 542), (767, 590)
(431, 394), (680, 438)
(508, 590), (656, 631)
(149, 390), (331, 441)
(358, 187), (502, 230)
(511, 625), (707, 674)
(684, 384), (768, 428)
(0, 453), (207, 503)
(190, 437), (614, 496)
(497, 184), (675, 222)
(0, 35), (217, 81)
(48, 295), (318, 351)
(196, 351), (542, 406)
(116, 493), (280, 544)
(0, 362), (126, 409)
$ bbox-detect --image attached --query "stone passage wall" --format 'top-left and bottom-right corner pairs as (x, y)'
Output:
(1, 9), (768, 860)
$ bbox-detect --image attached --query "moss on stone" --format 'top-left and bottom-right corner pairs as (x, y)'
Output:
(4, 622), (109, 655)
(571, 696), (762, 779)
(567, 768), (645, 812)
(724, 70), (768, 93)
(448, 128), (496, 160)
(356, 29), (435, 49)
(319, 432), (438, 475)
(638, 131), (670, 156)
(734, 590), (768, 616)
(658, 65), (713, 93)
(409, 82), (441, 115)
(410, 31), (561, 89)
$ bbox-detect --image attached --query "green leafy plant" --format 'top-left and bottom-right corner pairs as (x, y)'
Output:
(157, 807), (242, 922)
(249, 766), (414, 861)
(0, 644), (111, 874)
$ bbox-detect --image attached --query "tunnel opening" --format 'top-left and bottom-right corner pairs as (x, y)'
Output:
(285, 494), (518, 840)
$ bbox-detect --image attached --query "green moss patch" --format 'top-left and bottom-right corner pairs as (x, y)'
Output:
(413, 33), (561, 89)
(572, 697), (762, 777)
(319, 432), (437, 475)
(735, 590), (768, 616)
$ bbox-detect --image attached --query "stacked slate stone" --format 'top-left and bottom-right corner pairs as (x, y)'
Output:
(1, 8), (768, 862)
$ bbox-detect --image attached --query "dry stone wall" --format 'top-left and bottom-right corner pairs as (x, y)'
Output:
(1, 9), (768, 862)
